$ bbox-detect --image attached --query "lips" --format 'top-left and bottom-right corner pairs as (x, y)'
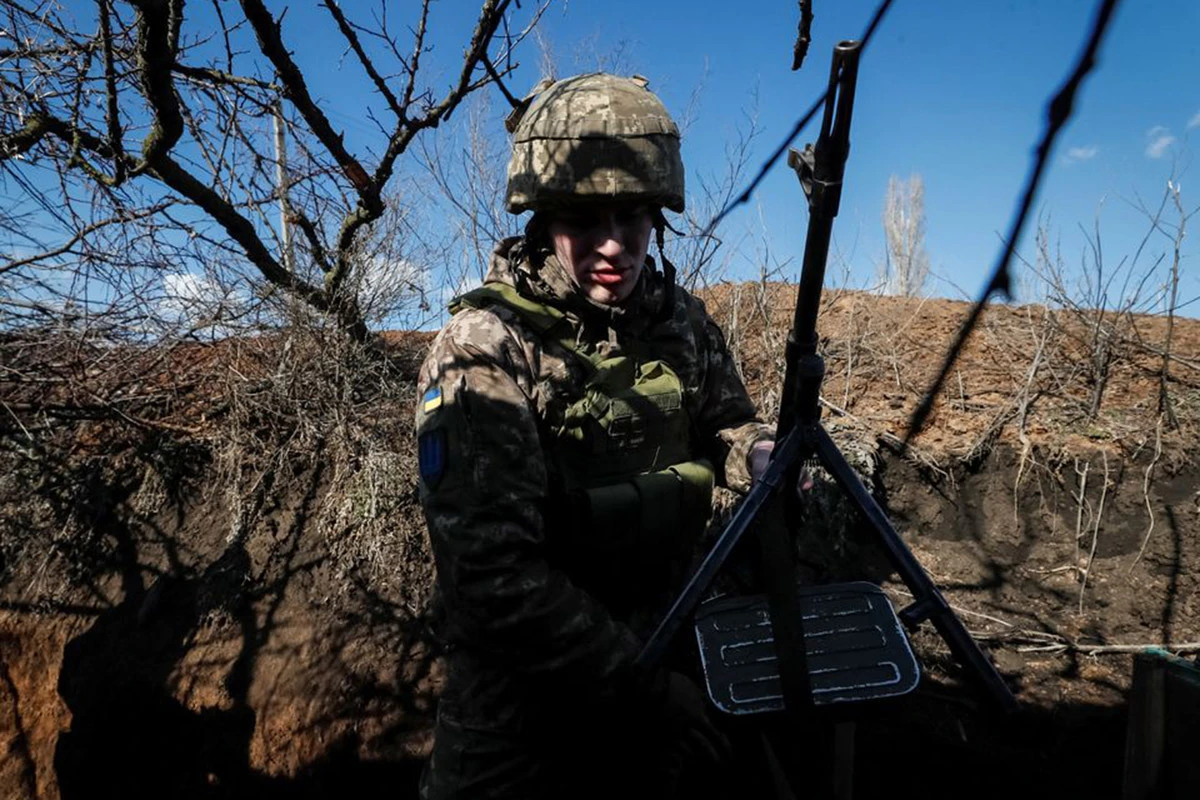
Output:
(588, 268), (629, 286)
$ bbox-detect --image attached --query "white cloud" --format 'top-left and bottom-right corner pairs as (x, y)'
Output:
(1064, 145), (1099, 163)
(1146, 134), (1176, 159)
(354, 255), (434, 326)
(1188, 111), (1200, 130)
(358, 257), (423, 302)
(1145, 126), (1176, 159)
(160, 272), (247, 336)
(439, 274), (481, 307)
(162, 273), (214, 311)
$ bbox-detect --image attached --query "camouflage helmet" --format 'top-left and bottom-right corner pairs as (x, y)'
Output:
(505, 73), (685, 214)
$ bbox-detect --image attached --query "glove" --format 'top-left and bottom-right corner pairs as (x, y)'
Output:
(749, 440), (814, 494)
(637, 669), (732, 783)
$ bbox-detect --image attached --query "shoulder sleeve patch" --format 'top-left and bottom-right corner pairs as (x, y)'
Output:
(422, 387), (443, 414)
(417, 427), (448, 491)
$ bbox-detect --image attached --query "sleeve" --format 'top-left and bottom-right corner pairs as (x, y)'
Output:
(415, 310), (642, 690)
(686, 298), (774, 493)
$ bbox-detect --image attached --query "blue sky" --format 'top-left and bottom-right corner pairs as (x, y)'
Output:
(8, 0), (1196, 327)
(388, 0), (1198, 311)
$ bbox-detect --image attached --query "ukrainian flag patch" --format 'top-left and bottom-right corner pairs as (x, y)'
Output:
(422, 386), (443, 414)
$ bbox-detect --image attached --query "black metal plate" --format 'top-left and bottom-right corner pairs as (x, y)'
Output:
(693, 581), (920, 714)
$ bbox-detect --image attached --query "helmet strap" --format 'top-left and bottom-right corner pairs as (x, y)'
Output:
(522, 212), (553, 265)
(653, 209), (677, 278)
(652, 210), (678, 319)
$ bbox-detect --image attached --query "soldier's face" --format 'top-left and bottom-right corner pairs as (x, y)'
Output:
(548, 204), (653, 305)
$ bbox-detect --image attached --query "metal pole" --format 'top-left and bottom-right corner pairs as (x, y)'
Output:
(273, 101), (294, 273)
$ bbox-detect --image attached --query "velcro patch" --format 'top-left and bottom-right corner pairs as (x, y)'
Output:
(417, 427), (447, 490)
(422, 387), (443, 414)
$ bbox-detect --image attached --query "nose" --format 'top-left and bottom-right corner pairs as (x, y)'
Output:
(593, 213), (624, 259)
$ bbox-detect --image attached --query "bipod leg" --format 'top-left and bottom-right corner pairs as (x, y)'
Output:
(758, 731), (799, 800)
(812, 425), (1019, 713)
(751, 433), (820, 799)
(833, 721), (855, 800)
(757, 433), (816, 717)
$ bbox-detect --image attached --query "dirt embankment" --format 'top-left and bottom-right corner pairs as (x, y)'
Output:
(1, 289), (1197, 798)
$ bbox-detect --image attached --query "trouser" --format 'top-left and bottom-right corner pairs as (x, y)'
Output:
(418, 698), (791, 800)
(418, 700), (691, 800)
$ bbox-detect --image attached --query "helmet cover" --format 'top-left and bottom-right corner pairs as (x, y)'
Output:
(505, 73), (685, 214)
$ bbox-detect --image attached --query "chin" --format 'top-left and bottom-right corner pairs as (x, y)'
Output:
(583, 270), (640, 305)
(585, 283), (632, 306)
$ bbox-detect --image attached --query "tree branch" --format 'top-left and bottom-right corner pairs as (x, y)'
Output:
(326, 0), (512, 299)
(151, 152), (327, 309)
(289, 210), (332, 274)
(97, 0), (127, 184)
(0, 112), (55, 158)
(792, 0), (813, 71)
(320, 0), (405, 119)
(127, 0), (186, 173)
(400, 0), (434, 113)
(239, 0), (380, 208)
(0, 106), (335, 322)
(1, 203), (174, 275)
(171, 63), (280, 91)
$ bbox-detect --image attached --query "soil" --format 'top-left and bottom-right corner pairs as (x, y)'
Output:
(1, 286), (1197, 798)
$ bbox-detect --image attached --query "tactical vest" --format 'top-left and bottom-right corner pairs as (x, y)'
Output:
(450, 282), (714, 612)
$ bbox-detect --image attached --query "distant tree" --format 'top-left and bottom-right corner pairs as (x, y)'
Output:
(0, 0), (544, 341)
(881, 173), (931, 296)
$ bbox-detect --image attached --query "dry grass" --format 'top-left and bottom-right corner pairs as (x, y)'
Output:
(701, 282), (1200, 463)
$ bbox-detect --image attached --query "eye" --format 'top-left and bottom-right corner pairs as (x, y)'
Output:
(554, 213), (590, 232)
(615, 207), (649, 226)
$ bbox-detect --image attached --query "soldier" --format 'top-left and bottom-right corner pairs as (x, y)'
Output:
(415, 73), (777, 799)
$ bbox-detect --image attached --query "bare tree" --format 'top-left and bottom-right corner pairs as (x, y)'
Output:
(1141, 179), (1197, 429)
(881, 173), (930, 297)
(416, 90), (516, 314)
(1022, 181), (1188, 424)
(667, 79), (763, 291)
(0, 0), (545, 342)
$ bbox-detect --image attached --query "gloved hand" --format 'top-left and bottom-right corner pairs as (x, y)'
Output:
(749, 440), (814, 493)
(640, 669), (732, 774)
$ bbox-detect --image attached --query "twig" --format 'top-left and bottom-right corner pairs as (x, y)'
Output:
(792, 0), (814, 71)
(976, 629), (1200, 657)
(1130, 339), (1200, 373)
(702, 0), (896, 237)
(1073, 458), (1089, 578)
(901, 0), (1122, 449)
(1028, 565), (1084, 577)
(1071, 643), (1200, 655)
(1012, 305), (1050, 527)
(0, 203), (173, 275)
(1157, 180), (1187, 429)
(889, 587), (1014, 629)
(1079, 450), (1108, 614)
(1130, 415), (1164, 571)
(320, 0), (405, 119)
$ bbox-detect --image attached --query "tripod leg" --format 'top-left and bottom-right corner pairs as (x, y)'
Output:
(757, 442), (816, 715)
(758, 731), (799, 800)
(833, 721), (855, 800)
(811, 425), (1018, 713)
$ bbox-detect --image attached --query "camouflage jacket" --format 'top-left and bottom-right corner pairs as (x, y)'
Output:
(414, 237), (772, 729)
